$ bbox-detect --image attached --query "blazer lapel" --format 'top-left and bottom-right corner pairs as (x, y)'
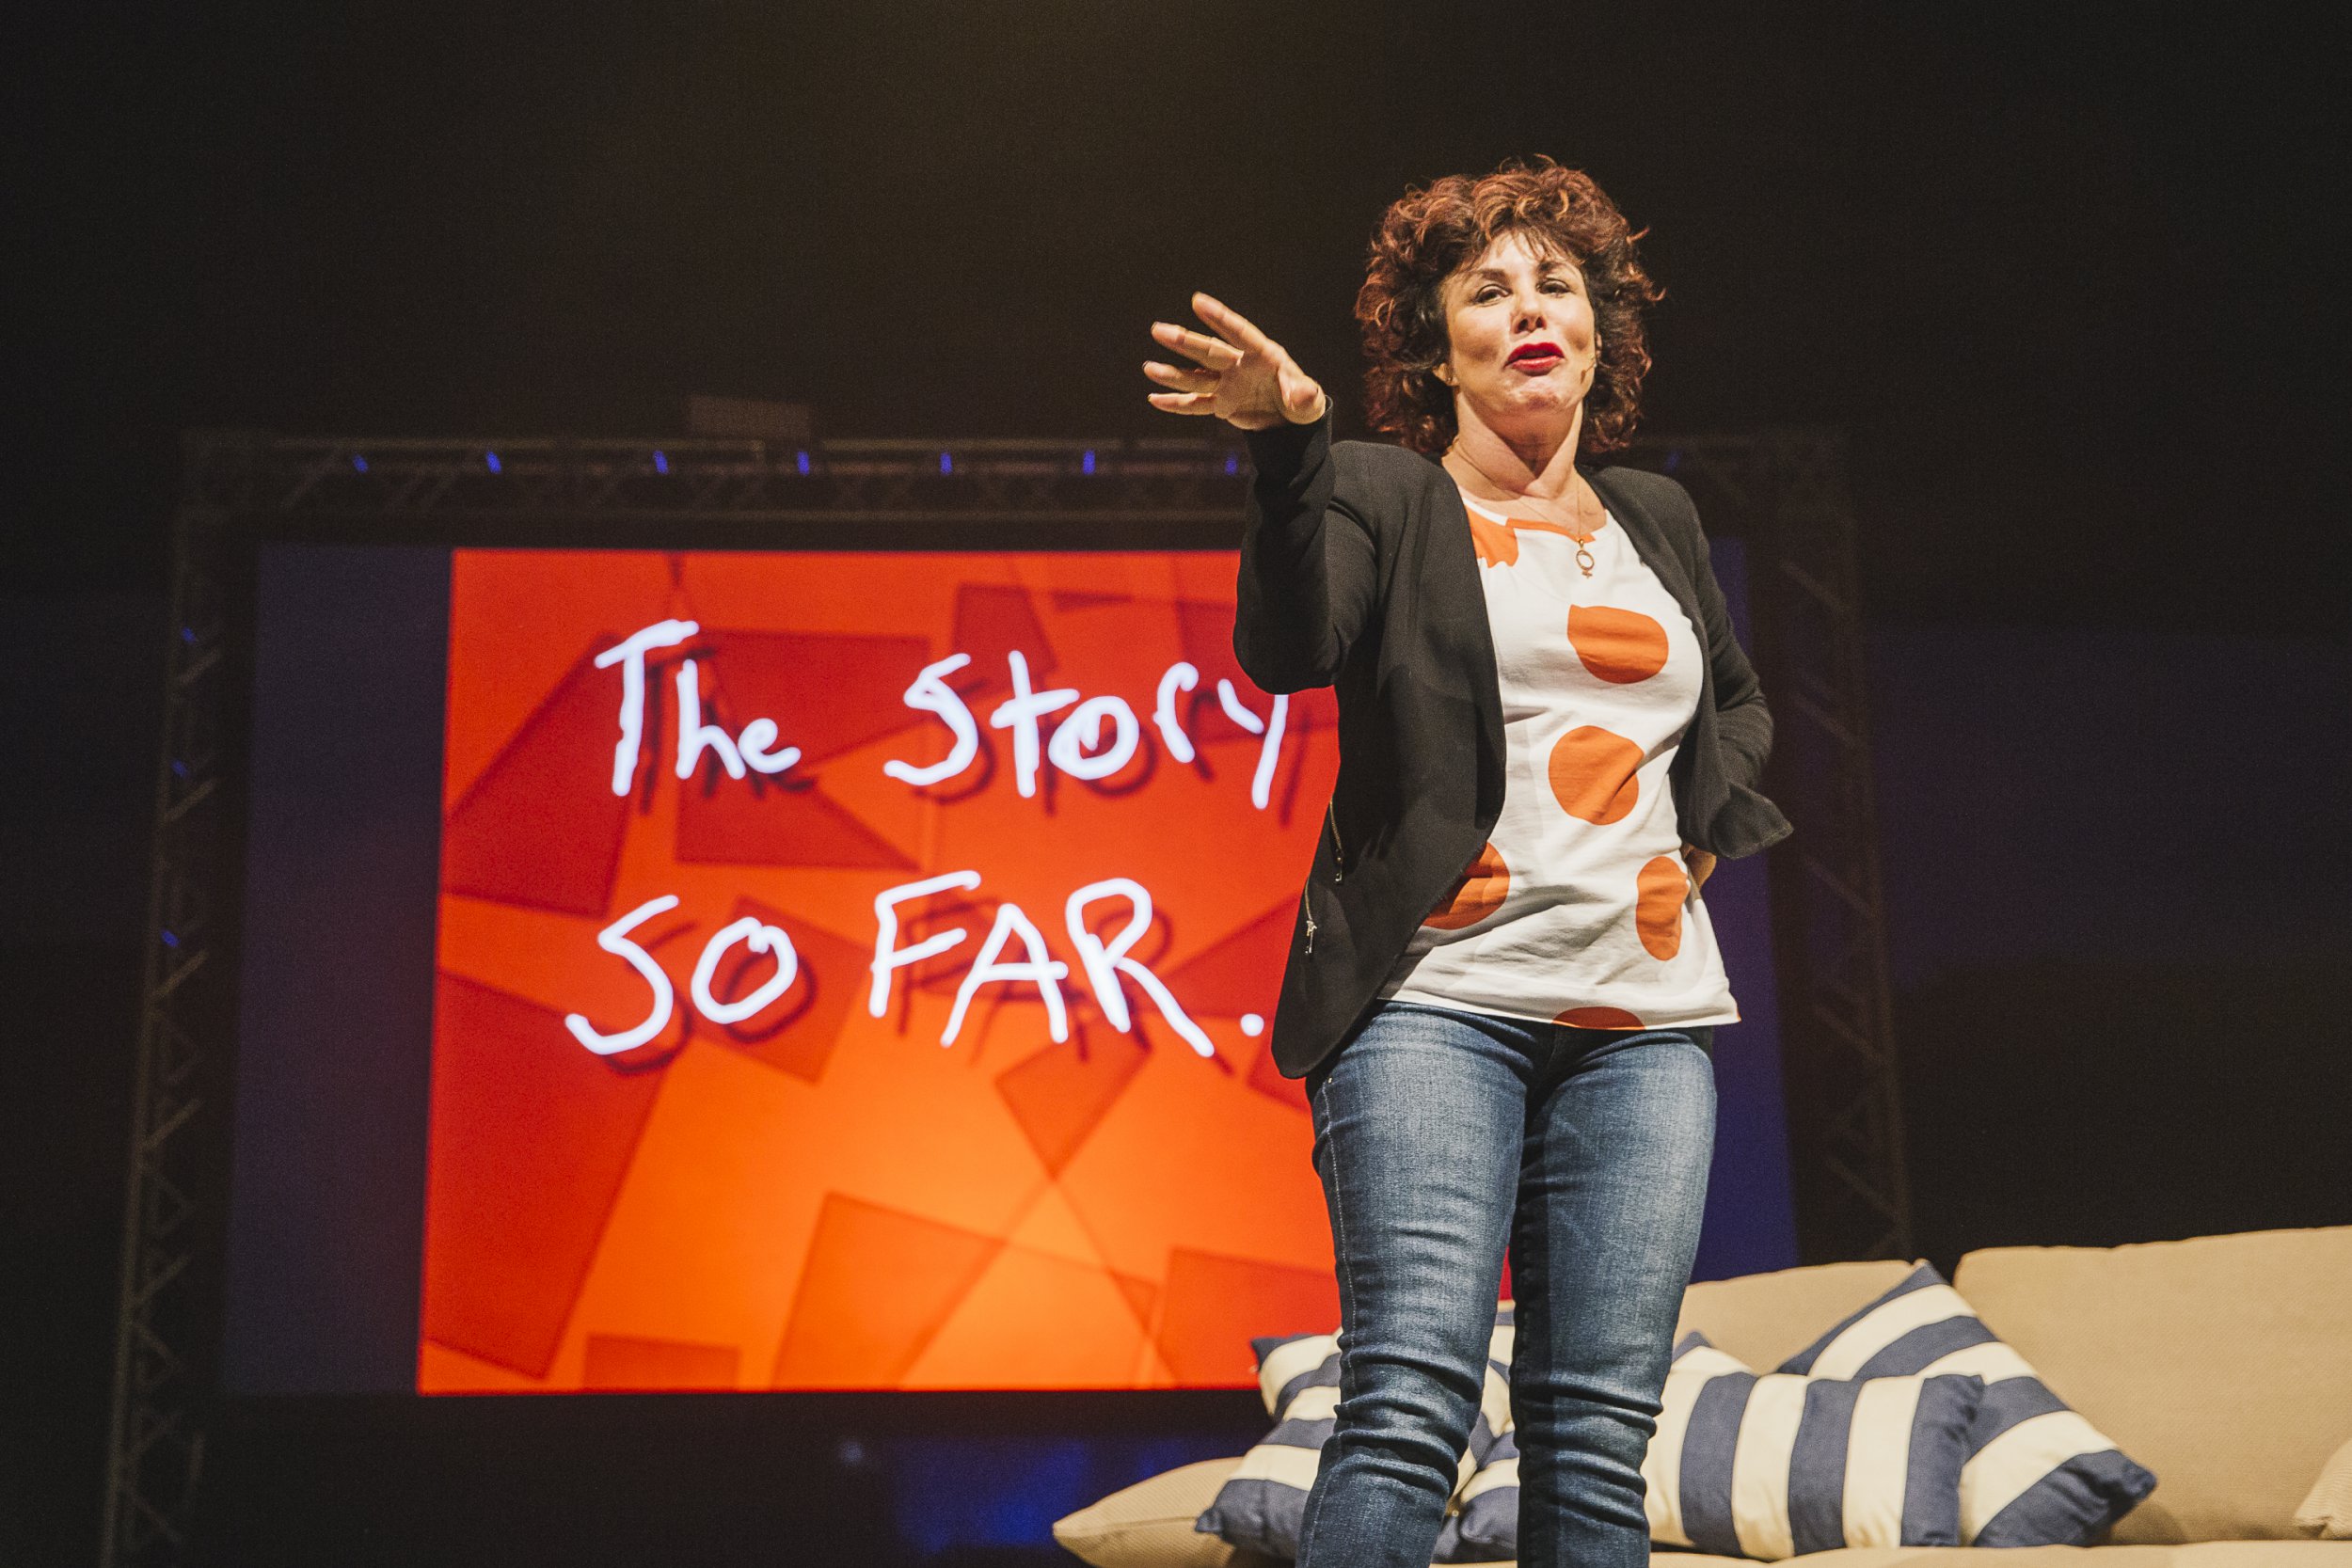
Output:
(1418, 462), (1510, 830)
(1583, 466), (1699, 623)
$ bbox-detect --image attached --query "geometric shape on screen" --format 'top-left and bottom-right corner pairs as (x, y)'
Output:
(580, 1334), (740, 1391)
(1246, 1039), (1310, 1115)
(1004, 1180), (1109, 1268)
(770, 1194), (1005, 1389)
(418, 1338), (543, 1393)
(419, 973), (667, 1378)
(1112, 1271), (1159, 1332)
(907, 1244), (1148, 1387)
(693, 628), (934, 768)
(1155, 1247), (1341, 1386)
(901, 888), (1002, 1000)
(1159, 895), (1295, 1018)
(1174, 598), (1250, 691)
(442, 644), (630, 916)
(1050, 589), (1133, 612)
(1173, 598), (1259, 745)
(674, 769), (916, 868)
(947, 583), (1057, 703)
(705, 897), (868, 1085)
(1169, 598), (1332, 768)
(993, 1021), (1150, 1178)
(669, 627), (930, 866)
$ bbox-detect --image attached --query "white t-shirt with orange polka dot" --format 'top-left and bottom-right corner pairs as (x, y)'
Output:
(1375, 489), (1740, 1031)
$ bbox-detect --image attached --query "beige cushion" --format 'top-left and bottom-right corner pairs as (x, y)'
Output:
(1041, 1452), (1506, 1568)
(1765, 1546), (2352, 1567)
(1049, 1459), (2352, 1567)
(1052, 1458), (1263, 1568)
(1953, 1226), (2352, 1544)
(1674, 1258), (1918, 1371)
(1057, 1230), (2352, 1561)
(2298, 1438), (2352, 1539)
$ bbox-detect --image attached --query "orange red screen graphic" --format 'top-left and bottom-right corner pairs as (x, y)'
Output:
(420, 549), (1343, 1394)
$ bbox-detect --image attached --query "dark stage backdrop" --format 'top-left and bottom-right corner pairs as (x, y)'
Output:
(221, 535), (1793, 1405)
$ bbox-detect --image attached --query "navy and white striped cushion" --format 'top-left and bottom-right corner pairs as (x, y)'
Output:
(1432, 1303), (1518, 1561)
(1651, 1331), (1986, 1558)
(1776, 1262), (2157, 1544)
(1435, 1427), (1518, 1562)
(1196, 1312), (1515, 1559)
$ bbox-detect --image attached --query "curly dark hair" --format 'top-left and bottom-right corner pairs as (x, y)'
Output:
(1356, 156), (1663, 456)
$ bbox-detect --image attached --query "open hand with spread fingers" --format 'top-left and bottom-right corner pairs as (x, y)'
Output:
(1145, 292), (1328, 431)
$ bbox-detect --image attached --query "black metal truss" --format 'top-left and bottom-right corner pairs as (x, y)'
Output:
(103, 465), (241, 1567)
(178, 432), (1251, 524)
(1632, 432), (1914, 1266)
(112, 425), (1904, 1560)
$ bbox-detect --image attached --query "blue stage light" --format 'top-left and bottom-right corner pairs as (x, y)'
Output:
(1224, 453), (1239, 476)
(653, 450), (669, 475)
(939, 451), (953, 475)
(797, 451), (811, 476)
(351, 454), (368, 473)
(161, 929), (179, 948)
(1665, 449), (1683, 474)
(1082, 450), (1096, 475)
(485, 451), (501, 474)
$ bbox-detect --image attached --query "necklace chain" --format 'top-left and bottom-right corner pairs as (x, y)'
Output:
(1449, 445), (1601, 578)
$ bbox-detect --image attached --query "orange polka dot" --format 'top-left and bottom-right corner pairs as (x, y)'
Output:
(1422, 841), (1510, 929)
(1546, 726), (1643, 824)
(1567, 606), (1668, 685)
(1468, 514), (1519, 567)
(1556, 1006), (1645, 1029)
(1635, 855), (1689, 959)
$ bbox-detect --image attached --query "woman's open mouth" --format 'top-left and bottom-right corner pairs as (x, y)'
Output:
(1506, 344), (1564, 372)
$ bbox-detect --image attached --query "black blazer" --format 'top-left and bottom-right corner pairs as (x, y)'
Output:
(1232, 408), (1793, 1079)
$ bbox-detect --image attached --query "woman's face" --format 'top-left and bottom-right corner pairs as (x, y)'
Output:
(1436, 229), (1600, 440)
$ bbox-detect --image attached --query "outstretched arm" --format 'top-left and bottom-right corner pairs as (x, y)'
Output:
(1144, 293), (1373, 693)
(1232, 408), (1375, 692)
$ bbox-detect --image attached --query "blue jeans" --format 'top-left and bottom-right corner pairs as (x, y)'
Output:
(1295, 1000), (1717, 1568)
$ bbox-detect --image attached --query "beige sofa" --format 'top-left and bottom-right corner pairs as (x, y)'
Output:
(1054, 1226), (2352, 1567)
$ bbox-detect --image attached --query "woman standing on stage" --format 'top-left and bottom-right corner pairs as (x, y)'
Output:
(1142, 156), (1790, 1568)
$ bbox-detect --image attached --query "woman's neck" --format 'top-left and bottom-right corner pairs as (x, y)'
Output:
(1441, 400), (1585, 504)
